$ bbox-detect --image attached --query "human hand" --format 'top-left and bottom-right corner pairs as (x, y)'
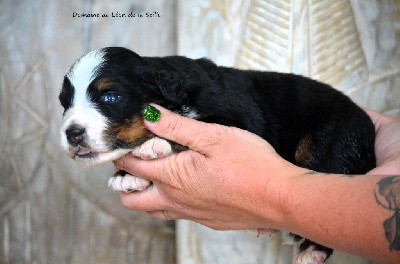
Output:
(114, 105), (303, 230)
(364, 109), (400, 175)
(113, 107), (400, 263)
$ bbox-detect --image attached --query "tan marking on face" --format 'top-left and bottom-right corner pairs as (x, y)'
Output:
(295, 134), (313, 167)
(116, 117), (152, 143)
(96, 78), (112, 91)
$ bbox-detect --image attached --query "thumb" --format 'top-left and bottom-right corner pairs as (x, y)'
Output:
(143, 104), (220, 154)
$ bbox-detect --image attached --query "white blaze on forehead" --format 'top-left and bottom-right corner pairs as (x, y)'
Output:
(67, 49), (105, 107)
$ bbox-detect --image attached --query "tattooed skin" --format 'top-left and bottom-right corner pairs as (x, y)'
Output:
(374, 176), (400, 251)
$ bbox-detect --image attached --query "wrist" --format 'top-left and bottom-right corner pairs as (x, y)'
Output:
(256, 157), (308, 230)
(275, 164), (310, 230)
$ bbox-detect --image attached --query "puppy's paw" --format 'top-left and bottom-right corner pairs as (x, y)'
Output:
(295, 246), (327, 264)
(132, 137), (172, 160)
(108, 174), (151, 193)
(256, 228), (279, 237)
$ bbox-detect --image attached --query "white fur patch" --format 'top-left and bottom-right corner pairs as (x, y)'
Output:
(132, 137), (172, 160)
(108, 174), (151, 193)
(176, 105), (199, 119)
(295, 246), (327, 264)
(256, 228), (279, 237)
(108, 137), (173, 192)
(66, 49), (105, 87)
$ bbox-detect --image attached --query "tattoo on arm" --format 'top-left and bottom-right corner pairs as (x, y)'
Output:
(374, 176), (400, 251)
(303, 172), (400, 250)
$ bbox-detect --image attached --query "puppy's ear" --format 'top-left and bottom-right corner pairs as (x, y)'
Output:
(154, 70), (187, 106)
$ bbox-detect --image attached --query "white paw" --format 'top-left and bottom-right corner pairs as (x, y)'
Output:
(108, 174), (151, 193)
(295, 246), (327, 264)
(256, 228), (279, 237)
(132, 137), (172, 160)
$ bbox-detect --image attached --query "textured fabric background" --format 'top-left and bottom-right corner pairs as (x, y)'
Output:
(0, 0), (399, 263)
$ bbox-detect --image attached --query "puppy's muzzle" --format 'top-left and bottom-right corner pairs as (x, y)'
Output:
(65, 124), (86, 146)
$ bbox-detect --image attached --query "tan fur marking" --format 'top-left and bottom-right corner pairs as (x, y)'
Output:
(116, 117), (150, 143)
(96, 78), (112, 91)
(295, 134), (313, 167)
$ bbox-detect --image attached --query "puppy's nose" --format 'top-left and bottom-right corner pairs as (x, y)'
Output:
(66, 124), (86, 146)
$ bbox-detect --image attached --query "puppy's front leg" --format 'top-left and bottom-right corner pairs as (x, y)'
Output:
(108, 137), (173, 193)
(132, 137), (173, 160)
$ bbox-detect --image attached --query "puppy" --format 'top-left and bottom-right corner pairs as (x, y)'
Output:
(59, 47), (376, 264)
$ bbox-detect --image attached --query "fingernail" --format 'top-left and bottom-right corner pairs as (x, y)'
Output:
(143, 105), (161, 122)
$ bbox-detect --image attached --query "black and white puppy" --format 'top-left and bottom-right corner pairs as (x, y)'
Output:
(59, 47), (376, 264)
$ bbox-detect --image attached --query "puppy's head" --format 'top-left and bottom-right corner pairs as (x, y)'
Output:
(59, 47), (188, 165)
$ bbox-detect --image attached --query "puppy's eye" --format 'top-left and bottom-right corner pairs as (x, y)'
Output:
(101, 92), (122, 104)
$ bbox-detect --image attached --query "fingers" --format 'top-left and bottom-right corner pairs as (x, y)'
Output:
(364, 108), (382, 130)
(119, 184), (166, 212)
(147, 210), (176, 221)
(114, 149), (201, 183)
(144, 104), (224, 154)
(119, 188), (180, 221)
(363, 108), (394, 132)
(363, 108), (388, 121)
(113, 155), (167, 183)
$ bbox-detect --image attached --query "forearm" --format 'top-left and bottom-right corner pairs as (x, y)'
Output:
(275, 170), (400, 263)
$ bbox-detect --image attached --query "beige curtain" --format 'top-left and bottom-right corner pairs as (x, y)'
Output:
(177, 0), (400, 263)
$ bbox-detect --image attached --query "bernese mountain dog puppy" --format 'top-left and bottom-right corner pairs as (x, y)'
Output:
(59, 47), (376, 264)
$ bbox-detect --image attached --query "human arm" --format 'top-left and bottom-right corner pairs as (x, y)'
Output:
(114, 105), (400, 263)
(280, 109), (400, 262)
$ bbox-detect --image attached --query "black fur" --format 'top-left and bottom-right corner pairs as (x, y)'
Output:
(59, 77), (74, 114)
(62, 47), (376, 261)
